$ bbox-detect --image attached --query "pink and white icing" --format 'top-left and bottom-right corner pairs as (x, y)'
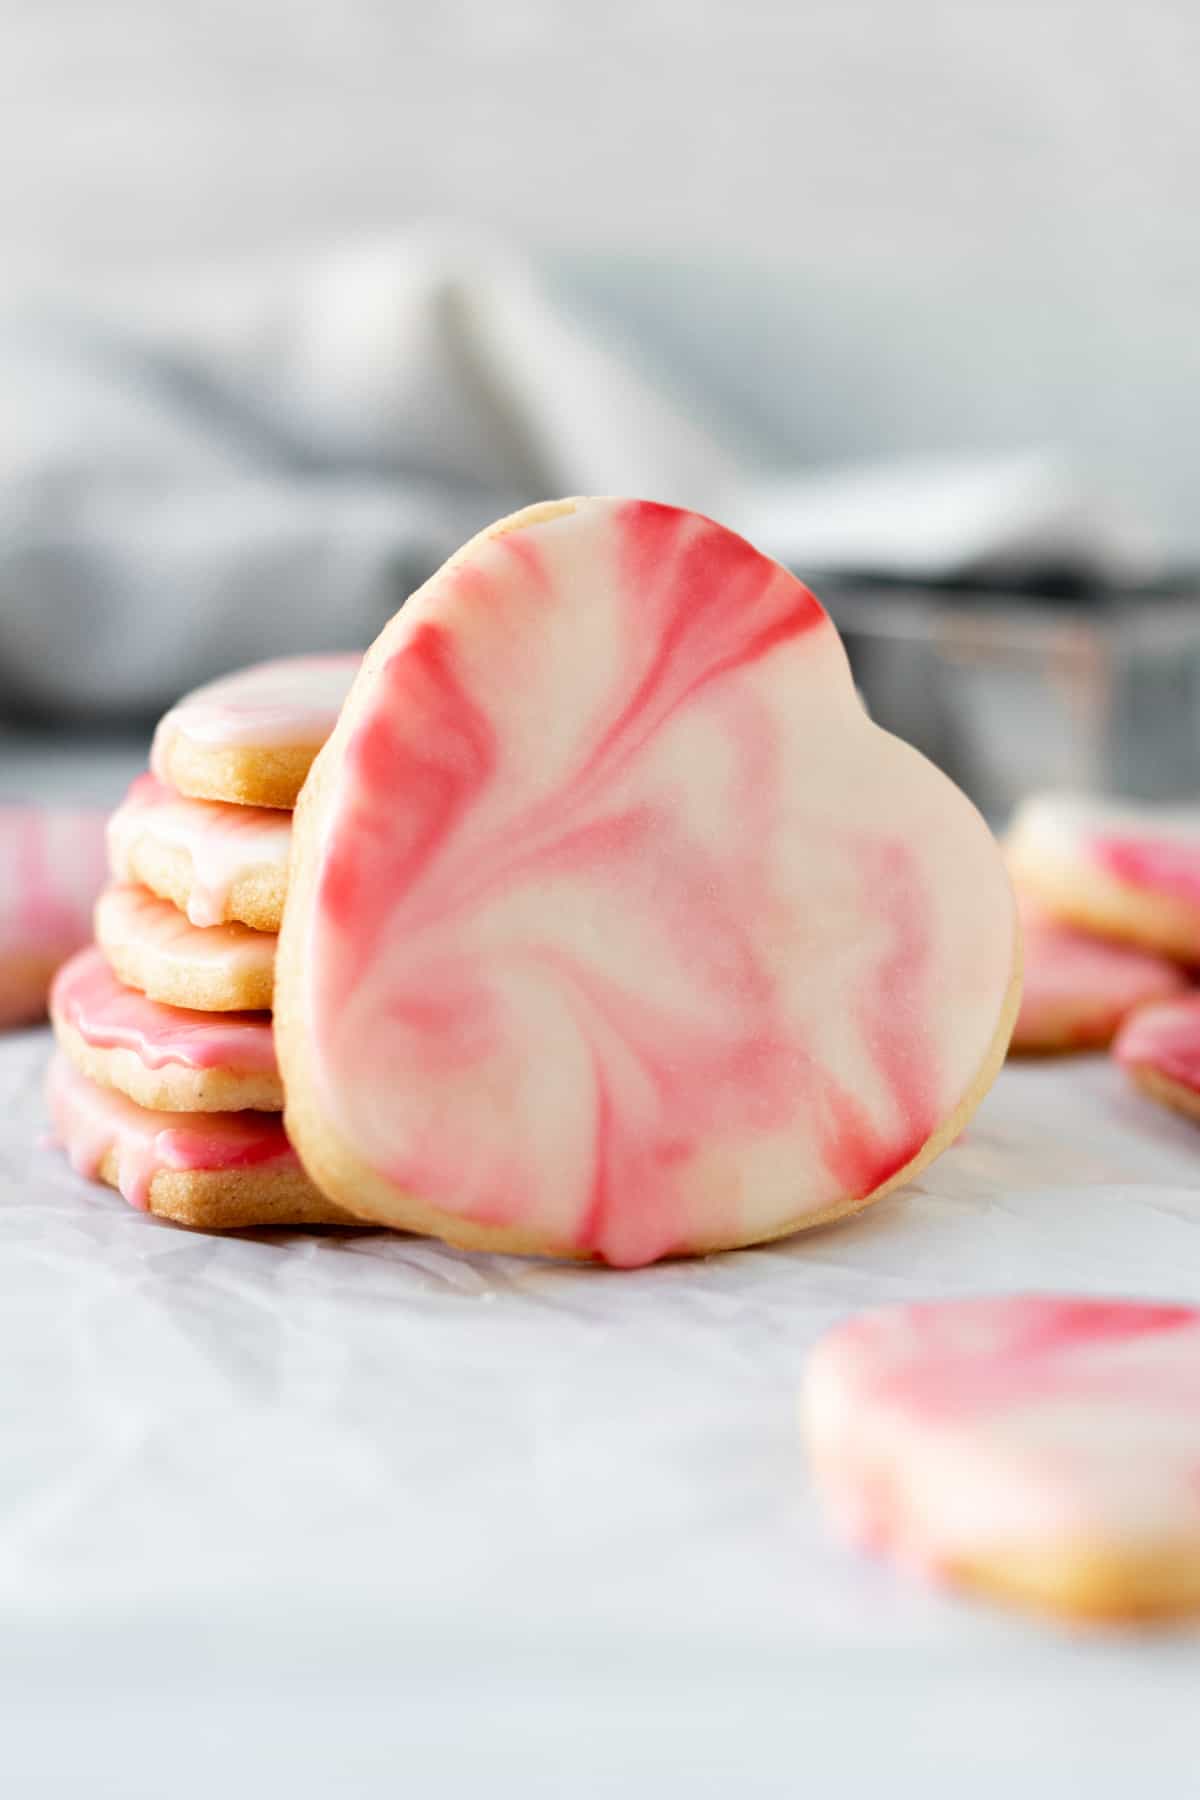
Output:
(803, 1296), (1200, 1572)
(293, 498), (1016, 1266)
(107, 775), (291, 927)
(1013, 903), (1187, 1049)
(1114, 993), (1200, 1093)
(1009, 793), (1200, 918)
(46, 1053), (297, 1212)
(151, 653), (360, 762)
(0, 805), (109, 1027)
(52, 945), (276, 1075)
(95, 884), (277, 992)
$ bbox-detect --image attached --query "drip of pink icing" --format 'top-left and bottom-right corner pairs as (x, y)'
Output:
(95, 884), (277, 983)
(1114, 993), (1200, 1091)
(1092, 835), (1200, 910)
(304, 499), (1000, 1267)
(152, 653), (360, 758)
(107, 776), (291, 927)
(46, 1053), (294, 1211)
(52, 945), (276, 1074)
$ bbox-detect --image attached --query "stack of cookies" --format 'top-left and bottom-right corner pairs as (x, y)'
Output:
(45, 498), (1021, 1259)
(45, 654), (363, 1229)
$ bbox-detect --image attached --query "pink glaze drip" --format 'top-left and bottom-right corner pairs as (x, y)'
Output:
(107, 776), (291, 927)
(1114, 993), (1200, 1092)
(151, 652), (361, 759)
(46, 1053), (294, 1211)
(303, 499), (1009, 1266)
(1092, 835), (1200, 910)
(52, 945), (276, 1074)
(95, 884), (277, 982)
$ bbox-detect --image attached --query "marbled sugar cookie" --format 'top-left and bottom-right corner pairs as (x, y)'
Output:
(1114, 993), (1200, 1123)
(1008, 792), (1200, 964)
(0, 806), (108, 1028)
(95, 884), (276, 1013)
(277, 498), (1019, 1266)
(46, 1054), (353, 1230)
(152, 653), (361, 809)
(51, 945), (280, 1113)
(107, 775), (291, 932)
(803, 1295), (1200, 1623)
(1010, 900), (1186, 1055)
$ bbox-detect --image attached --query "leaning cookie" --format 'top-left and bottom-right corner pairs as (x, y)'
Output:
(46, 1054), (355, 1230)
(51, 945), (281, 1112)
(277, 497), (1019, 1266)
(1113, 993), (1200, 1124)
(1007, 792), (1200, 964)
(802, 1295), (1200, 1624)
(107, 774), (290, 932)
(151, 653), (361, 809)
(95, 884), (276, 1013)
(1010, 901), (1187, 1054)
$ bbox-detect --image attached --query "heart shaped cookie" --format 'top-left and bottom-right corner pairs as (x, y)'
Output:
(277, 499), (1019, 1265)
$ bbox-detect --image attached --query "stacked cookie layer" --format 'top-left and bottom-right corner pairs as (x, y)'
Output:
(47, 655), (360, 1229)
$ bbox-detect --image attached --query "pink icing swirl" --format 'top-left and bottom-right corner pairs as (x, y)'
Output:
(301, 498), (1015, 1265)
(1092, 835), (1200, 910)
(52, 944), (276, 1074)
(804, 1296), (1200, 1572)
(46, 1053), (296, 1212)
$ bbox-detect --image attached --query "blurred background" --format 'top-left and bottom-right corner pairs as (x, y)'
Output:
(3, 0), (1199, 812)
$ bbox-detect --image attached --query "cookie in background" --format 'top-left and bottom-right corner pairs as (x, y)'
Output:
(1007, 792), (1200, 964)
(803, 1295), (1200, 1624)
(1114, 993), (1200, 1125)
(1008, 896), (1187, 1055)
(0, 807), (108, 1029)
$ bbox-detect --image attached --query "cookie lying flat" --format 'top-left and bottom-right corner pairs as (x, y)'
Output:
(1114, 994), (1200, 1123)
(95, 884), (275, 1012)
(46, 1053), (355, 1230)
(803, 1295), (1200, 1624)
(152, 653), (361, 809)
(51, 945), (280, 1112)
(0, 806), (108, 1028)
(277, 497), (1019, 1266)
(1010, 902), (1186, 1054)
(1008, 793), (1200, 964)
(107, 774), (290, 931)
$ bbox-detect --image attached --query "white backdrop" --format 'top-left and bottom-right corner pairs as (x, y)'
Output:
(6, 0), (1200, 551)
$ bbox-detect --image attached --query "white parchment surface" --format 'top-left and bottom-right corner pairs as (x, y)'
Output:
(3, 1027), (1198, 1797)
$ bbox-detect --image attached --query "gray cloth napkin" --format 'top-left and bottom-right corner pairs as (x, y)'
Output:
(0, 233), (739, 719)
(0, 232), (1155, 721)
